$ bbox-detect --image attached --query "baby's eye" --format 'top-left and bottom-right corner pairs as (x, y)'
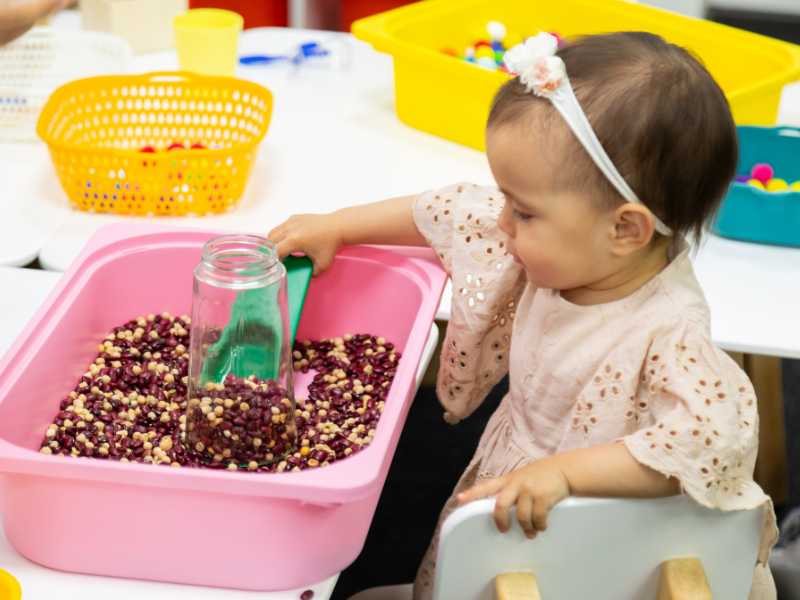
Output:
(513, 208), (533, 222)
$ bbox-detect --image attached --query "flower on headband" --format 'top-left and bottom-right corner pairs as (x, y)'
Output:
(504, 32), (566, 97)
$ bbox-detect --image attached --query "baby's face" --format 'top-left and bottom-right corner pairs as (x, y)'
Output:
(486, 125), (618, 291)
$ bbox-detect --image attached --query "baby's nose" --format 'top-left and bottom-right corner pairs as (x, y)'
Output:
(498, 203), (515, 237)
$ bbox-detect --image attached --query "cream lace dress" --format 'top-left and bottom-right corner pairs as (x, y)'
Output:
(410, 183), (777, 600)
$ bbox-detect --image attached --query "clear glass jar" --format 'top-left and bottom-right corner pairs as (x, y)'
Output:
(184, 234), (296, 469)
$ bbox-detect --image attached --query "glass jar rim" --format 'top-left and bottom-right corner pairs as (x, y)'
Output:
(197, 234), (284, 288)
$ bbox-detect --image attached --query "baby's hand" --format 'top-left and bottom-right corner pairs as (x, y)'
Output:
(457, 458), (571, 539)
(268, 213), (343, 275)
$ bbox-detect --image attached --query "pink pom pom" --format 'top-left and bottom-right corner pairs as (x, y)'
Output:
(750, 163), (774, 184)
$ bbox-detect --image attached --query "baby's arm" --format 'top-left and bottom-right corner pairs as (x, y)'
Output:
(458, 443), (680, 539)
(268, 195), (425, 274)
(555, 442), (681, 497)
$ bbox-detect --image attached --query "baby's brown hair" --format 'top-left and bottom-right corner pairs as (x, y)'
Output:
(488, 32), (738, 240)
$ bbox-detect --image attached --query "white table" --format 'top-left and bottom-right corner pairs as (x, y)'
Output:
(0, 268), (61, 357)
(0, 519), (338, 600)
(0, 266), (439, 599)
(693, 235), (800, 359)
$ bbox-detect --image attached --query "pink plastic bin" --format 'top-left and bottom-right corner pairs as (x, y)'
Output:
(0, 224), (446, 591)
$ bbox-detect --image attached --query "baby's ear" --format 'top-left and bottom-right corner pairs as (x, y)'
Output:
(610, 203), (656, 254)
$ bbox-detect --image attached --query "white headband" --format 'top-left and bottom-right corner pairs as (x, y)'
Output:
(504, 33), (672, 236)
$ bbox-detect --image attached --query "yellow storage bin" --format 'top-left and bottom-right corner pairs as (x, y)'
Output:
(37, 71), (272, 216)
(353, 0), (800, 151)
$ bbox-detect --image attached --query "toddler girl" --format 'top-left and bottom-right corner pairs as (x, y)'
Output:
(269, 31), (776, 599)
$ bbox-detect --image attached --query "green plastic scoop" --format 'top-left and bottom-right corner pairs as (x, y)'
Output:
(200, 255), (312, 384)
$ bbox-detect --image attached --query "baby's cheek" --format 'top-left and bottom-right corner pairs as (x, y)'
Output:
(537, 249), (583, 289)
(520, 249), (560, 287)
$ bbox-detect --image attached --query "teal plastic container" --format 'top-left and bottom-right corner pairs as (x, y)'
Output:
(713, 125), (800, 248)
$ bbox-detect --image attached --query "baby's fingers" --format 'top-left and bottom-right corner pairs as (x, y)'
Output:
(516, 494), (537, 539)
(493, 485), (519, 533)
(275, 238), (302, 261)
(267, 222), (288, 244)
(531, 498), (551, 533)
(457, 477), (505, 505)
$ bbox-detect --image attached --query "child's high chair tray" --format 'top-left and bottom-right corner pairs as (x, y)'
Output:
(713, 126), (800, 248)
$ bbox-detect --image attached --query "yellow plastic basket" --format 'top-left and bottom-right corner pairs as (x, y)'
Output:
(353, 0), (800, 151)
(37, 71), (272, 216)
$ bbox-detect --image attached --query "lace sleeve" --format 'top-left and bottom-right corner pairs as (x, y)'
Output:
(414, 183), (527, 422)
